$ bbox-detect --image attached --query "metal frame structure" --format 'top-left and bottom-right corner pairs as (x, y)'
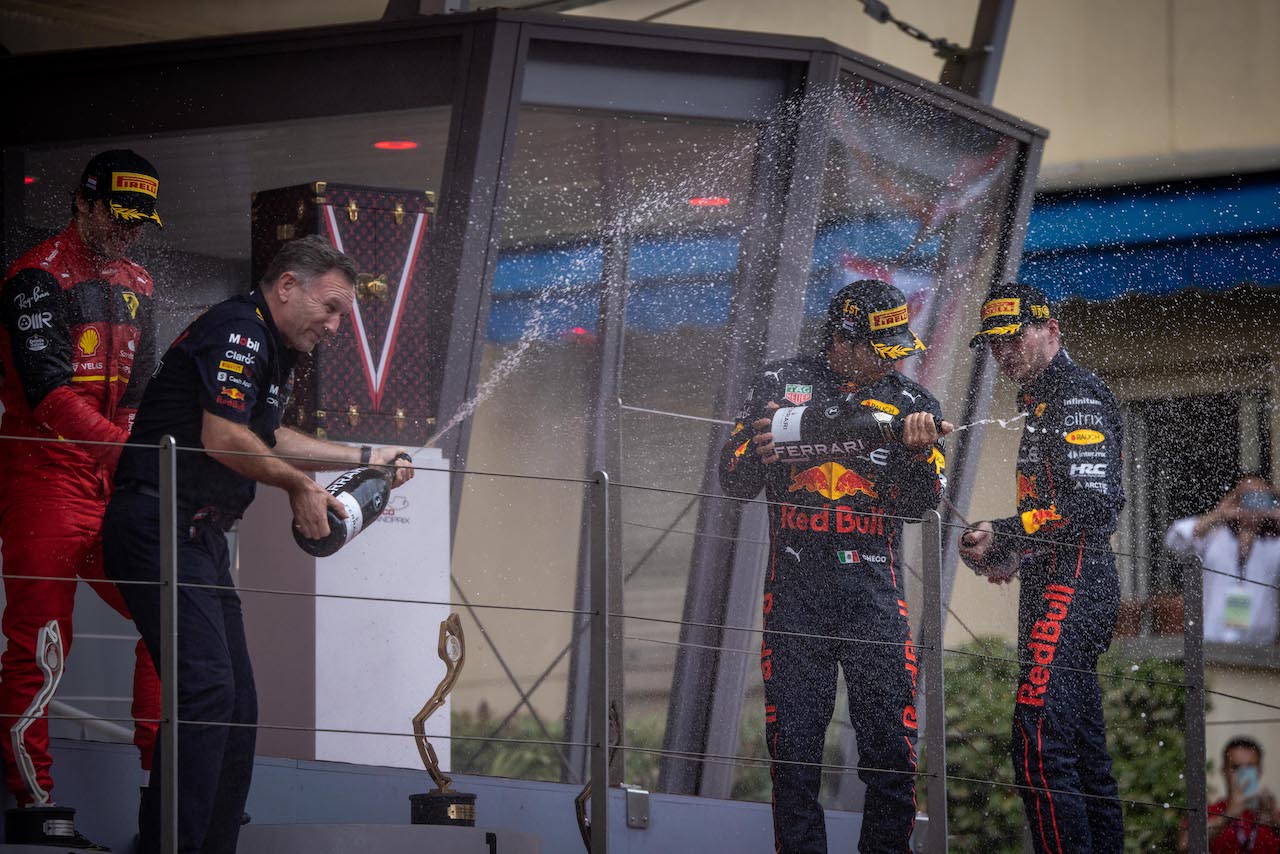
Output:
(0, 4), (1047, 830)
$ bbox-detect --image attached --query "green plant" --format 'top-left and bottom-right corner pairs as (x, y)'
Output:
(451, 640), (1196, 852)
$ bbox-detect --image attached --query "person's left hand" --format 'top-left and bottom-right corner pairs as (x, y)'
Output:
(901, 412), (954, 449)
(371, 446), (416, 488)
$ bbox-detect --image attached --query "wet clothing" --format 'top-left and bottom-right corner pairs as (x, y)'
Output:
(0, 223), (159, 804)
(988, 349), (1125, 854)
(114, 289), (297, 517)
(106, 289), (295, 854)
(720, 354), (945, 854)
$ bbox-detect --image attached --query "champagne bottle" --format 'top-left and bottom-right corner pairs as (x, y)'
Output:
(293, 454), (411, 557)
(769, 402), (939, 463)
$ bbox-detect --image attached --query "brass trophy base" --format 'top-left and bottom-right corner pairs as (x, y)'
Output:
(5, 804), (80, 845)
(409, 791), (477, 827)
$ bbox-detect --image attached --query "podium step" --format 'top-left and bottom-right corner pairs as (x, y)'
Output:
(236, 823), (541, 854)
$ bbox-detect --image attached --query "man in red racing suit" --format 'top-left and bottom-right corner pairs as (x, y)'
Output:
(0, 150), (163, 845)
(720, 280), (950, 854)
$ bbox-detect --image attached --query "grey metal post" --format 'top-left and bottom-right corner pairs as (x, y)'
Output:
(1183, 556), (1207, 854)
(158, 436), (180, 854)
(919, 509), (948, 852)
(590, 470), (610, 854)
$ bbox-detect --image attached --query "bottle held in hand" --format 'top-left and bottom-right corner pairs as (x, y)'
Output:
(769, 400), (938, 463)
(293, 454), (410, 557)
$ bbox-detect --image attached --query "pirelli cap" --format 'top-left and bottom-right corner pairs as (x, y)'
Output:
(79, 149), (163, 228)
(827, 279), (926, 362)
(969, 282), (1051, 348)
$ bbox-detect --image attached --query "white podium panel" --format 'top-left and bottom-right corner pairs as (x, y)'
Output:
(238, 448), (452, 771)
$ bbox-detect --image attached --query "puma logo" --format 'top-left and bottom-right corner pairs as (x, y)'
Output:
(764, 370), (783, 383)
(784, 546), (802, 562)
(900, 389), (919, 403)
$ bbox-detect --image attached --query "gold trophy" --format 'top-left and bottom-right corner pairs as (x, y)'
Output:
(409, 614), (477, 826)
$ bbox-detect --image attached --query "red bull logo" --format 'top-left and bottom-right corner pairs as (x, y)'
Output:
(220, 386), (245, 401)
(788, 462), (877, 501)
(779, 503), (886, 536)
(903, 637), (918, 690)
(1017, 472), (1038, 504)
(1020, 505), (1062, 534)
(1017, 584), (1075, 708)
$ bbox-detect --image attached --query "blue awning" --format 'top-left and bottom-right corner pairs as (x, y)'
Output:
(1019, 173), (1280, 302)
(485, 172), (1280, 341)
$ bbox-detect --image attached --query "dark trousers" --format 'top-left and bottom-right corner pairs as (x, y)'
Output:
(103, 490), (257, 854)
(763, 575), (918, 854)
(1012, 544), (1123, 854)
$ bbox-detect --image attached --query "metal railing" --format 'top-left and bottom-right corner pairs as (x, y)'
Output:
(4, 431), (1279, 853)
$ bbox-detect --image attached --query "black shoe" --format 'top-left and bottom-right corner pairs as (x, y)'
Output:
(4, 804), (111, 850)
(49, 829), (112, 850)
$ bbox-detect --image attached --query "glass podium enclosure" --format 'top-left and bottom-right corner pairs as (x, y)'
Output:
(1, 9), (1045, 803)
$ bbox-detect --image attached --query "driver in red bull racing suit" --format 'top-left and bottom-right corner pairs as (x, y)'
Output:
(719, 280), (950, 854)
(959, 282), (1125, 854)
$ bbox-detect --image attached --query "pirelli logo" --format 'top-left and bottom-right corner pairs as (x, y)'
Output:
(111, 171), (159, 198)
(869, 304), (909, 331)
(981, 298), (1020, 320)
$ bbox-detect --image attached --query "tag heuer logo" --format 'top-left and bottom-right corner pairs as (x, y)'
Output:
(836, 550), (859, 565)
(784, 383), (812, 405)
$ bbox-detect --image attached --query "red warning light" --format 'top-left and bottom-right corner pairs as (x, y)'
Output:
(563, 325), (596, 344)
(373, 140), (419, 151)
(688, 196), (730, 207)
(24, 176), (37, 185)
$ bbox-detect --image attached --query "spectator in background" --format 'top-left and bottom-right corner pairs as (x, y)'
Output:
(1180, 736), (1280, 853)
(1165, 473), (1280, 646)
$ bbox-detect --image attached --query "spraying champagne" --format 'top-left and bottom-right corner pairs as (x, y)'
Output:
(293, 452), (412, 557)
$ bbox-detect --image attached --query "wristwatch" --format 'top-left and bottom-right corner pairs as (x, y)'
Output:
(360, 444), (373, 465)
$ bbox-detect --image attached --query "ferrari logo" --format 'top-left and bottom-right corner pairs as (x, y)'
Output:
(122, 291), (139, 320)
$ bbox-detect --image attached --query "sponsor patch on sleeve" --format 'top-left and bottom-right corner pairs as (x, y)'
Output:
(1064, 429), (1105, 445)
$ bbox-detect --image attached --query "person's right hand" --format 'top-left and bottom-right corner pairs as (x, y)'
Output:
(751, 401), (781, 464)
(959, 521), (995, 567)
(290, 478), (347, 540)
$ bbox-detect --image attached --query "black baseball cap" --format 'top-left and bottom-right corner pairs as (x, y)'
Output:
(826, 279), (926, 362)
(969, 282), (1051, 348)
(78, 149), (163, 228)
